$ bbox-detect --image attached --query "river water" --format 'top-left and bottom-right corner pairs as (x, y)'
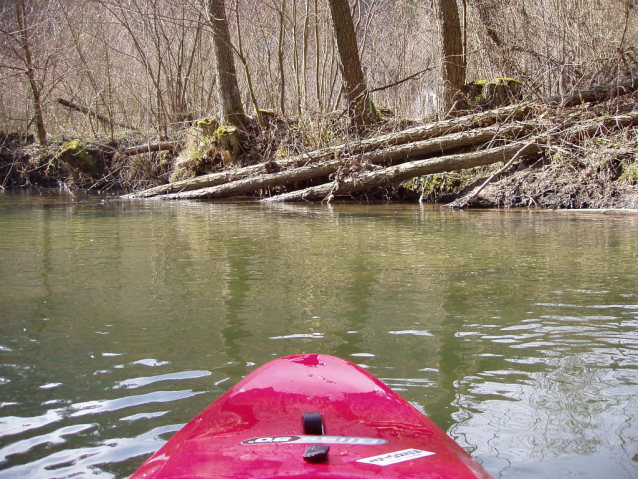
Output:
(0, 190), (637, 478)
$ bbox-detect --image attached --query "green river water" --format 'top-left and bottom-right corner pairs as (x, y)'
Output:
(0, 190), (637, 478)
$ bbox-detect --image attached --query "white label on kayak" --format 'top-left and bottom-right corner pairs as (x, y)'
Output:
(357, 448), (435, 466)
(242, 435), (387, 445)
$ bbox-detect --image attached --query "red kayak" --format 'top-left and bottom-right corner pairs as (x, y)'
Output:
(130, 354), (493, 479)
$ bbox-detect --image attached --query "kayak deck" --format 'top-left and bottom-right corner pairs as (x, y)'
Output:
(130, 354), (493, 479)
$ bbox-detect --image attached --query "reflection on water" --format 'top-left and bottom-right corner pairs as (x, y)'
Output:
(0, 191), (637, 478)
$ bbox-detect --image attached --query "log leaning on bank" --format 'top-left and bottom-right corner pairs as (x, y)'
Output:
(261, 142), (544, 203)
(157, 121), (537, 200)
(124, 105), (537, 199)
(262, 108), (638, 203)
(122, 79), (638, 202)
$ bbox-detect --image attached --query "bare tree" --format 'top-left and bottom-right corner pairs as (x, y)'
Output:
(11, 0), (47, 144)
(208, 0), (248, 127)
(327, 0), (378, 130)
(436, 0), (465, 116)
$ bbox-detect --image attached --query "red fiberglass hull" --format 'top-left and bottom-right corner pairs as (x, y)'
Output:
(130, 354), (493, 479)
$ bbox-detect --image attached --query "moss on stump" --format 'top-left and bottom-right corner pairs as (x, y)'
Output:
(214, 126), (243, 165)
(57, 140), (102, 180)
(461, 78), (523, 110)
(170, 122), (244, 182)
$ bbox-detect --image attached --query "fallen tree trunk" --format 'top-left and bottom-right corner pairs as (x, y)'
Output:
(546, 78), (638, 107)
(553, 108), (638, 139)
(154, 121), (537, 200)
(124, 79), (637, 200)
(355, 121), (535, 164)
(161, 160), (345, 200)
(261, 108), (638, 203)
(124, 105), (537, 198)
(122, 163), (268, 198)
(58, 98), (137, 131)
(124, 141), (179, 156)
(261, 142), (544, 203)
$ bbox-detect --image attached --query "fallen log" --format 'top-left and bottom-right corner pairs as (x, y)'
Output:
(122, 163), (267, 198)
(445, 109), (638, 208)
(161, 160), (345, 200)
(261, 142), (544, 203)
(124, 141), (179, 156)
(261, 108), (638, 203)
(58, 98), (137, 131)
(553, 108), (638, 139)
(123, 105), (537, 198)
(124, 79), (637, 200)
(546, 78), (638, 107)
(153, 121), (537, 200)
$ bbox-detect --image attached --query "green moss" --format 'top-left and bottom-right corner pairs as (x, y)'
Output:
(370, 101), (385, 122)
(495, 77), (521, 84)
(467, 77), (522, 107)
(214, 126), (243, 163)
(620, 161), (638, 184)
(196, 118), (218, 136)
(58, 140), (100, 178)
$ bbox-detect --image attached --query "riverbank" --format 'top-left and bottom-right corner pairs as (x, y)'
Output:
(2, 98), (637, 209)
(434, 126), (638, 209)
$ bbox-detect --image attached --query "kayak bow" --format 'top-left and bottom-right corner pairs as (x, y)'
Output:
(130, 354), (493, 478)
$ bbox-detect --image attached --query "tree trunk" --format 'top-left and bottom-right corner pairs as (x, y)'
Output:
(57, 98), (137, 131)
(262, 108), (638, 203)
(155, 121), (534, 200)
(208, 0), (248, 128)
(124, 107), (535, 199)
(437, 0), (465, 116)
(328, 0), (378, 130)
(262, 142), (543, 203)
(14, 0), (47, 145)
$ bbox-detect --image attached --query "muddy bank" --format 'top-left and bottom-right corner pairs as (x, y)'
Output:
(434, 125), (638, 209)
(437, 161), (638, 209)
(2, 130), (637, 210)
(2, 81), (637, 209)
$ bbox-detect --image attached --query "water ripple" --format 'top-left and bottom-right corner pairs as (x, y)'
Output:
(114, 371), (212, 390)
(0, 424), (182, 479)
(70, 390), (205, 418)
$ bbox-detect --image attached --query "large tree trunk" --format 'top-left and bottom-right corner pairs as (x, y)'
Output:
(208, 0), (247, 128)
(126, 104), (536, 198)
(262, 142), (543, 203)
(261, 109), (638, 203)
(152, 121), (534, 200)
(328, 0), (378, 130)
(437, 0), (466, 116)
(14, 0), (47, 145)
